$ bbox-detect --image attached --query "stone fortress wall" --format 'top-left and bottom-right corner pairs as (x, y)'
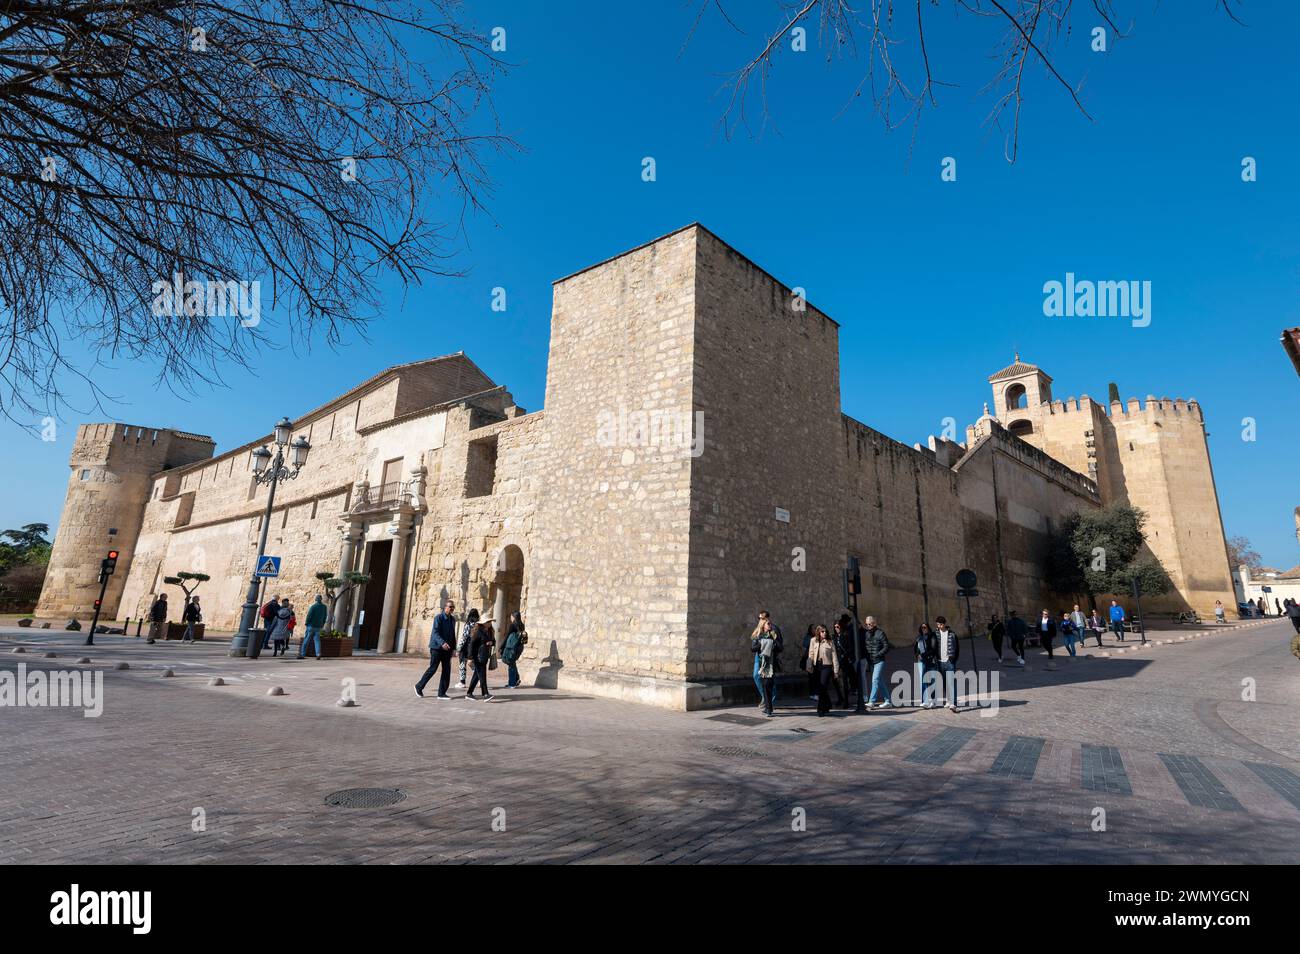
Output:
(37, 224), (1236, 707)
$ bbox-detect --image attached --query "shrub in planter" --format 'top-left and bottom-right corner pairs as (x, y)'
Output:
(317, 629), (353, 658)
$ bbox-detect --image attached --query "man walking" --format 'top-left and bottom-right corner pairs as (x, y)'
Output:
(181, 595), (202, 643)
(862, 615), (892, 709)
(1038, 609), (1058, 668)
(1006, 610), (1027, 667)
(935, 616), (960, 711)
(299, 594), (327, 659)
(1109, 600), (1126, 642)
(147, 592), (168, 642)
(415, 599), (457, 699)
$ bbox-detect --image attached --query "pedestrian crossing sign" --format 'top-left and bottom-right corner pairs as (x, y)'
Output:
(255, 555), (281, 578)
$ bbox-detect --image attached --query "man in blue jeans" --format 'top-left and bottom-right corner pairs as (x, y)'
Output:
(1109, 600), (1126, 642)
(935, 616), (961, 711)
(299, 594), (327, 659)
(415, 599), (458, 699)
(862, 615), (892, 708)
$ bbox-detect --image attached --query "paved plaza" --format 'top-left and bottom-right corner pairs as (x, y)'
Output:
(1, 618), (1297, 864)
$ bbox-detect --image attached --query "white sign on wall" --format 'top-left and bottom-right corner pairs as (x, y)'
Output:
(774, 507), (790, 523)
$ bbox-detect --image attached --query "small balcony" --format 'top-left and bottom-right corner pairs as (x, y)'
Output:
(352, 481), (409, 513)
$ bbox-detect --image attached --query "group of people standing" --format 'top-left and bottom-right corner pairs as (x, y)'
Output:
(414, 599), (529, 701)
(146, 591), (203, 643)
(257, 594), (329, 658)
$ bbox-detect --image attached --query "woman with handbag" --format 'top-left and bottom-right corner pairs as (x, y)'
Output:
(455, 608), (479, 689)
(466, 615), (496, 701)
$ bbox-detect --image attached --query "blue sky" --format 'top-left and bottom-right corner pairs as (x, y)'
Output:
(7, 1), (1299, 568)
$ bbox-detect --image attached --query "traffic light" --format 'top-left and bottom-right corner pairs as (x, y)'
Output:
(93, 598), (101, 610)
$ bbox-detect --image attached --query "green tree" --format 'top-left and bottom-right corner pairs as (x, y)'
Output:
(316, 570), (370, 630)
(1045, 505), (1173, 605)
(163, 571), (211, 600)
(1, 523), (50, 553)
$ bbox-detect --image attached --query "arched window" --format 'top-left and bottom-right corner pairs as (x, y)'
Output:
(1005, 383), (1028, 411)
(1008, 419), (1034, 438)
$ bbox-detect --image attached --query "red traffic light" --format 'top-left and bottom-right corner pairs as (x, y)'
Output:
(107, 550), (119, 560)
(93, 598), (101, 609)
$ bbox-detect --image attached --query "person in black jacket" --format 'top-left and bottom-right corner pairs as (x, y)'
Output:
(986, 614), (1006, 664)
(862, 616), (892, 709)
(1006, 610), (1027, 667)
(465, 616), (496, 701)
(181, 596), (202, 643)
(800, 624), (817, 700)
(831, 618), (854, 707)
(147, 593), (168, 642)
(1036, 609), (1058, 666)
(914, 623), (938, 708)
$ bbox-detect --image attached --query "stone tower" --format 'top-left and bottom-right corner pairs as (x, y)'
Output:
(980, 357), (1234, 616)
(37, 423), (215, 620)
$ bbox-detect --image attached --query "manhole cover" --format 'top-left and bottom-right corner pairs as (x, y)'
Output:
(708, 745), (766, 759)
(324, 788), (406, 808)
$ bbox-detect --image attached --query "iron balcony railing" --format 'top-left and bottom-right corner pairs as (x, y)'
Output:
(352, 480), (408, 512)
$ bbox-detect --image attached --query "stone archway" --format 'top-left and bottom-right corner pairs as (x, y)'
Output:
(489, 543), (525, 628)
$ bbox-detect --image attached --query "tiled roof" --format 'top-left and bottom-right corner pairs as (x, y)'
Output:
(989, 355), (1052, 383)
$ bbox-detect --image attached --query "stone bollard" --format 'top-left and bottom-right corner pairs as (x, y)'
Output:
(162, 669), (175, 678)
(10, 647), (25, 653)
(267, 686), (285, 696)
(76, 657), (91, 664)
(336, 698), (357, 708)
(208, 677), (225, 687)
(43, 652), (56, 658)
(114, 662), (129, 670)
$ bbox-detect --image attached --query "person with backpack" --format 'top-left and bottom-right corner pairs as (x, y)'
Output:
(455, 608), (479, 689)
(862, 615), (892, 709)
(914, 622), (939, 708)
(147, 593), (168, 642)
(500, 612), (527, 689)
(259, 595), (281, 650)
(1006, 610), (1027, 667)
(465, 615), (496, 701)
(299, 594), (327, 659)
(181, 595), (202, 643)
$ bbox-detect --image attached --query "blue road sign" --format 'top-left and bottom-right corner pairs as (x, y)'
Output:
(254, 555), (281, 578)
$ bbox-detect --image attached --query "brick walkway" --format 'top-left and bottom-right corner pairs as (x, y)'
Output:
(1, 618), (1297, 863)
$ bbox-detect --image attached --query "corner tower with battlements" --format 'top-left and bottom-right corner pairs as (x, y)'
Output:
(37, 424), (217, 619)
(972, 355), (1235, 616)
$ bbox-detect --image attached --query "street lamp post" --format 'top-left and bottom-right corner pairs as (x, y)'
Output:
(229, 418), (311, 657)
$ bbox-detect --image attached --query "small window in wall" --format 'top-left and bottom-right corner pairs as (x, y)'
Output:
(79, 469), (90, 480)
(465, 435), (498, 498)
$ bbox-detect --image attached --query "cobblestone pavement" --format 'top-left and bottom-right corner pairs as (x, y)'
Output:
(1, 618), (1296, 864)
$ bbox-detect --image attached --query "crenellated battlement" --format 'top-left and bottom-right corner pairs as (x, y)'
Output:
(1106, 395), (1202, 421)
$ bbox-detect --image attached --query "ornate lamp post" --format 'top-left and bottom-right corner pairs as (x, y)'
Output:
(229, 418), (311, 657)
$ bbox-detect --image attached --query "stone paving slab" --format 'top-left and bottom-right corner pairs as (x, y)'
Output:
(1158, 753), (1244, 812)
(1081, 744), (1133, 796)
(905, 727), (978, 766)
(988, 735), (1046, 780)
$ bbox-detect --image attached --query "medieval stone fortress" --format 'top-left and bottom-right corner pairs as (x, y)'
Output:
(36, 224), (1236, 709)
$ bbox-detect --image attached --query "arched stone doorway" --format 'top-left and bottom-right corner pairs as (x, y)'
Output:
(489, 543), (525, 628)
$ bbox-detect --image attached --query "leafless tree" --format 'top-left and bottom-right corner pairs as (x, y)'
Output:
(0, 1), (512, 422)
(689, 1), (1244, 158)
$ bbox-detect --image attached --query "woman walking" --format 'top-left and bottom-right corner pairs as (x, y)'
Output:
(501, 612), (527, 689)
(465, 615), (496, 701)
(801, 624), (817, 700)
(455, 608), (479, 690)
(806, 625), (840, 717)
